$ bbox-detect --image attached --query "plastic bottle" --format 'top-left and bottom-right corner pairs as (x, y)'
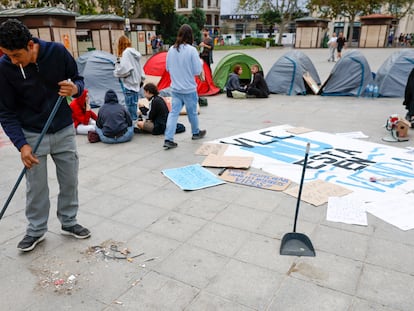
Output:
(364, 84), (371, 97)
(368, 84), (374, 97)
(373, 84), (379, 98)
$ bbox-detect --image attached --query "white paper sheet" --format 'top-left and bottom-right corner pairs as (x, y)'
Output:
(327, 196), (367, 226)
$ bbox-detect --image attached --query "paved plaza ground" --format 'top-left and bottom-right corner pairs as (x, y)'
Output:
(1, 47), (414, 310)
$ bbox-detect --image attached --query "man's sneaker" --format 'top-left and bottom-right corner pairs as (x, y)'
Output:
(17, 234), (45, 252)
(192, 129), (206, 140)
(163, 140), (178, 149)
(61, 224), (91, 239)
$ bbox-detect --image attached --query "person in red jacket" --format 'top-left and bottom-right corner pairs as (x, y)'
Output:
(69, 89), (97, 134)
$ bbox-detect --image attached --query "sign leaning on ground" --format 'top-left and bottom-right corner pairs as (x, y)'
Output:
(214, 125), (414, 197)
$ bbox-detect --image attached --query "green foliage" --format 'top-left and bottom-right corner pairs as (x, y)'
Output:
(261, 9), (282, 26)
(188, 8), (206, 30)
(239, 37), (279, 47)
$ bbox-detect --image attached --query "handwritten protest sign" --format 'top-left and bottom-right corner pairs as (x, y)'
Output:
(195, 143), (228, 156)
(220, 169), (290, 191)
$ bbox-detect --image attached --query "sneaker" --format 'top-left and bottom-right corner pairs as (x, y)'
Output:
(61, 224), (91, 239)
(163, 140), (178, 149)
(17, 234), (45, 252)
(192, 129), (206, 140)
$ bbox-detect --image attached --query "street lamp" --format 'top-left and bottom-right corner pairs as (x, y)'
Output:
(123, 0), (133, 36)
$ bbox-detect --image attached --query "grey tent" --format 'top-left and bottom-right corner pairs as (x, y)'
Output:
(265, 50), (321, 95)
(320, 50), (374, 96)
(76, 50), (124, 107)
(375, 49), (414, 97)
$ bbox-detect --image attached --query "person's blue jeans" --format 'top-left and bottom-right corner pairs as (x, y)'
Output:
(96, 126), (134, 144)
(124, 89), (139, 121)
(165, 91), (199, 142)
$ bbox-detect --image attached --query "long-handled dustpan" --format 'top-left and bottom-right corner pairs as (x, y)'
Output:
(280, 142), (315, 257)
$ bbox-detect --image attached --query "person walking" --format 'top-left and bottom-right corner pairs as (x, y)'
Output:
(113, 35), (145, 127)
(336, 32), (346, 59)
(199, 27), (213, 69)
(328, 32), (337, 62)
(163, 24), (206, 149)
(0, 19), (91, 252)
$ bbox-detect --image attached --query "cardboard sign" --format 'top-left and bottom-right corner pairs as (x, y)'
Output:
(220, 169), (290, 191)
(195, 143), (228, 156)
(201, 154), (253, 169)
(284, 179), (353, 207)
(286, 127), (314, 135)
(303, 72), (320, 95)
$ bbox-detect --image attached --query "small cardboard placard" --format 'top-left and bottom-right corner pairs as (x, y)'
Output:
(201, 154), (253, 169)
(303, 72), (320, 95)
(283, 179), (353, 206)
(220, 169), (291, 191)
(195, 143), (228, 156)
(286, 127), (314, 135)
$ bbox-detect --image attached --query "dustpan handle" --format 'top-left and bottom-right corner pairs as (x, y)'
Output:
(293, 142), (310, 232)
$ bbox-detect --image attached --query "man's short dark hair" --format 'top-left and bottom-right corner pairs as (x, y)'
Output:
(0, 19), (32, 50)
(143, 83), (159, 96)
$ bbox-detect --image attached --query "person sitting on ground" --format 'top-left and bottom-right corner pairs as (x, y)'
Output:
(403, 68), (414, 127)
(226, 64), (247, 98)
(137, 83), (169, 135)
(96, 90), (134, 144)
(70, 89), (97, 135)
(246, 64), (270, 98)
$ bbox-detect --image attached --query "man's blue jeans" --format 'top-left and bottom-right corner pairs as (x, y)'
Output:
(165, 91), (199, 142)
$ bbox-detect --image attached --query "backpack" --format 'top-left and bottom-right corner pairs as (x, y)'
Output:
(151, 39), (158, 49)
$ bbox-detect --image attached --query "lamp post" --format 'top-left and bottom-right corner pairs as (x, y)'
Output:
(123, 0), (131, 36)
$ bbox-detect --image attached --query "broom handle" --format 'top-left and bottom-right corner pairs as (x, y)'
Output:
(0, 96), (65, 220)
(293, 142), (310, 232)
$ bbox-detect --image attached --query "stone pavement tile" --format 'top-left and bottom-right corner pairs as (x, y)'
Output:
(199, 182), (246, 203)
(320, 216), (375, 235)
(365, 237), (414, 274)
(289, 251), (363, 295)
(173, 196), (229, 221)
(80, 193), (136, 218)
(185, 291), (255, 311)
(357, 263), (414, 311)
(110, 182), (162, 202)
(205, 259), (284, 310)
(113, 271), (199, 310)
(232, 186), (287, 213)
(349, 297), (404, 311)
(126, 230), (182, 269)
(267, 277), (352, 311)
(311, 225), (370, 261)
(86, 218), (144, 245)
(233, 232), (293, 274)
(111, 203), (169, 230)
(153, 243), (229, 288)
(146, 211), (207, 242)
(28, 240), (148, 306)
(257, 212), (318, 239)
(370, 214), (414, 247)
(273, 194), (326, 224)
(0, 209), (27, 244)
(140, 187), (194, 211)
(187, 222), (250, 257)
(213, 203), (271, 233)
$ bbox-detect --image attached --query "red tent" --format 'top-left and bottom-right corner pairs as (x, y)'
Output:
(143, 51), (220, 96)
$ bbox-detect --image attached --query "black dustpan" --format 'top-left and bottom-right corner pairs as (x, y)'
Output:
(280, 142), (315, 257)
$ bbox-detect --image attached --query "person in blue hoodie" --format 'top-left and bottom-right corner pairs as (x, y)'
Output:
(113, 35), (145, 126)
(0, 19), (91, 252)
(96, 89), (134, 144)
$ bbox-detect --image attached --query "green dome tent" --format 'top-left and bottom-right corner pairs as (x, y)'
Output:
(213, 52), (263, 90)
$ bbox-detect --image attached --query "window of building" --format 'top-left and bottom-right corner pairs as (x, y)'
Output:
(178, 0), (188, 9)
(256, 24), (264, 33)
(206, 15), (212, 26)
(192, 0), (203, 8)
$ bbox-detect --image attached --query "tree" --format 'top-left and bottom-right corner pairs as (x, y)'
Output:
(307, 0), (383, 44)
(239, 0), (302, 45)
(383, 0), (414, 36)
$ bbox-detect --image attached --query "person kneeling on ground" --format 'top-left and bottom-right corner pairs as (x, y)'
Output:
(137, 83), (169, 135)
(96, 90), (134, 144)
(226, 64), (247, 98)
(246, 64), (270, 98)
(70, 89), (97, 134)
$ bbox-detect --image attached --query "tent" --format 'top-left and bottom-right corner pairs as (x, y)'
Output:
(76, 50), (124, 107)
(375, 49), (414, 97)
(143, 51), (220, 96)
(213, 52), (263, 90)
(265, 50), (321, 95)
(320, 50), (374, 96)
